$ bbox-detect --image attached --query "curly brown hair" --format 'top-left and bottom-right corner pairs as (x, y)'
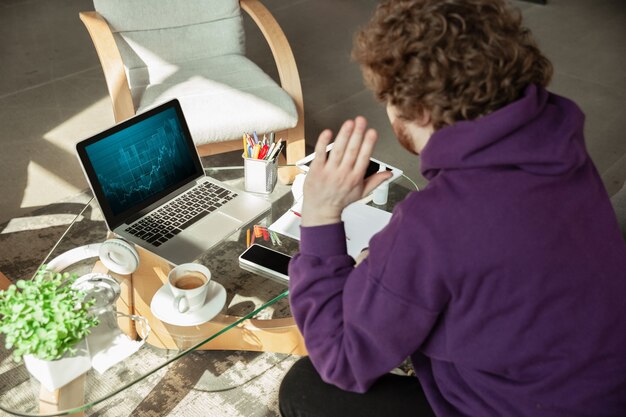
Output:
(353, 0), (553, 129)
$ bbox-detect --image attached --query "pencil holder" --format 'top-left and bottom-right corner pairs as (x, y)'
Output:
(243, 156), (278, 194)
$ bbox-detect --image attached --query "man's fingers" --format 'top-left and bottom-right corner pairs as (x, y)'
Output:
(340, 116), (369, 169)
(311, 117), (381, 199)
(361, 171), (393, 198)
(353, 127), (378, 174)
(327, 119), (355, 165)
(311, 129), (333, 169)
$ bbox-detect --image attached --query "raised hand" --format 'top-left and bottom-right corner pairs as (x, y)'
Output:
(301, 116), (392, 227)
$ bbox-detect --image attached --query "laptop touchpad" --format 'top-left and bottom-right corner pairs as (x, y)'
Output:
(193, 211), (241, 239)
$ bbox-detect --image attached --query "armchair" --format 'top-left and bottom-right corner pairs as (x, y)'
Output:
(80, 0), (305, 181)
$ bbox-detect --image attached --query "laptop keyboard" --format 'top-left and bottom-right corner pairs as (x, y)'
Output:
(124, 182), (237, 247)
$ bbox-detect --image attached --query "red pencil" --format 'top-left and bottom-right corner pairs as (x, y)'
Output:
(290, 209), (302, 217)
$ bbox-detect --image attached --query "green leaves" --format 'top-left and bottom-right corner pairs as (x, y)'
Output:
(0, 266), (99, 361)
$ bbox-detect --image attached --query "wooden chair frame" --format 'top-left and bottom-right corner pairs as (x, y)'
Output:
(79, 0), (305, 180)
(0, 271), (10, 290)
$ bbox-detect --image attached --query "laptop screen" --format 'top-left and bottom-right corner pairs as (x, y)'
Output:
(76, 100), (204, 229)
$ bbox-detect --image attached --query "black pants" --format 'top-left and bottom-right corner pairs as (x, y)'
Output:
(279, 357), (436, 417)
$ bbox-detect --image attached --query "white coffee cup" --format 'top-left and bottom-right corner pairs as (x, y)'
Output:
(168, 263), (211, 313)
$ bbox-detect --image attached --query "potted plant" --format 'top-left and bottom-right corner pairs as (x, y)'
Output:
(0, 267), (99, 391)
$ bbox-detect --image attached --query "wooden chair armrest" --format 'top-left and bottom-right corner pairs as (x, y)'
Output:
(0, 271), (11, 290)
(240, 0), (303, 118)
(241, 0), (305, 166)
(79, 11), (135, 123)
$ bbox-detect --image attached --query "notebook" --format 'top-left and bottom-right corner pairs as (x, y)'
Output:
(76, 99), (271, 265)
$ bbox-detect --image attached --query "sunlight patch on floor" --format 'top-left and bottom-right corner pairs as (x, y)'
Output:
(21, 160), (83, 209)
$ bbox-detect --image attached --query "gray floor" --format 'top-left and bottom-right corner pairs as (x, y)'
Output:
(0, 0), (625, 227)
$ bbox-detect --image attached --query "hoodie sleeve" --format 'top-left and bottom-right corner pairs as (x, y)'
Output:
(288, 202), (449, 393)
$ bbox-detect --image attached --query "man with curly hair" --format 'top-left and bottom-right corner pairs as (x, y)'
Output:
(279, 0), (626, 416)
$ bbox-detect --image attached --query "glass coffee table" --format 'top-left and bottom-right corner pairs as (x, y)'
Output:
(0, 165), (414, 416)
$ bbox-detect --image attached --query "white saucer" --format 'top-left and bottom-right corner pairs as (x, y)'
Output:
(150, 281), (227, 326)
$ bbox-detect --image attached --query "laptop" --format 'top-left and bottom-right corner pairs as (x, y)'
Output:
(76, 99), (271, 265)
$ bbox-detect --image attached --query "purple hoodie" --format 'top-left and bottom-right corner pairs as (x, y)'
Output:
(288, 85), (626, 416)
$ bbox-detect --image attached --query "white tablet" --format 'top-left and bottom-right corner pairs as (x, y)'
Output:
(295, 143), (403, 182)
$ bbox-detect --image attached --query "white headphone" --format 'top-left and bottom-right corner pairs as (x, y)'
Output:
(46, 238), (140, 276)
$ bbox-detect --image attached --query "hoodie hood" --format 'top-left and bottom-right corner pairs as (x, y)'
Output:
(420, 84), (587, 180)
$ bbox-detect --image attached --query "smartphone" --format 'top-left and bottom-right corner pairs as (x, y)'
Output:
(239, 244), (292, 282)
(295, 142), (403, 182)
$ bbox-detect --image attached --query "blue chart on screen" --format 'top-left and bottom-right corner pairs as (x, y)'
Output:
(85, 107), (196, 216)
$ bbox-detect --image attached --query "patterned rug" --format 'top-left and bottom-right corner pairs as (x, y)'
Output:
(0, 190), (301, 417)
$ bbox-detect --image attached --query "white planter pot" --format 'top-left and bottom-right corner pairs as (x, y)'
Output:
(23, 339), (91, 391)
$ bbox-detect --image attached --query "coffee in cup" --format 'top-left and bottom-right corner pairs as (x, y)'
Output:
(167, 264), (211, 313)
(173, 271), (207, 290)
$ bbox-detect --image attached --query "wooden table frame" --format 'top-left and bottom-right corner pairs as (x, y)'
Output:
(118, 245), (306, 355)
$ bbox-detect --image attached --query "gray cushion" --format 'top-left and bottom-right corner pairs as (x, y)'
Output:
(93, 0), (240, 32)
(94, 0), (244, 68)
(132, 55), (297, 143)
(111, 19), (245, 70)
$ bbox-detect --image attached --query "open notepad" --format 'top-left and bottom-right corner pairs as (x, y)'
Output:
(269, 200), (392, 258)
